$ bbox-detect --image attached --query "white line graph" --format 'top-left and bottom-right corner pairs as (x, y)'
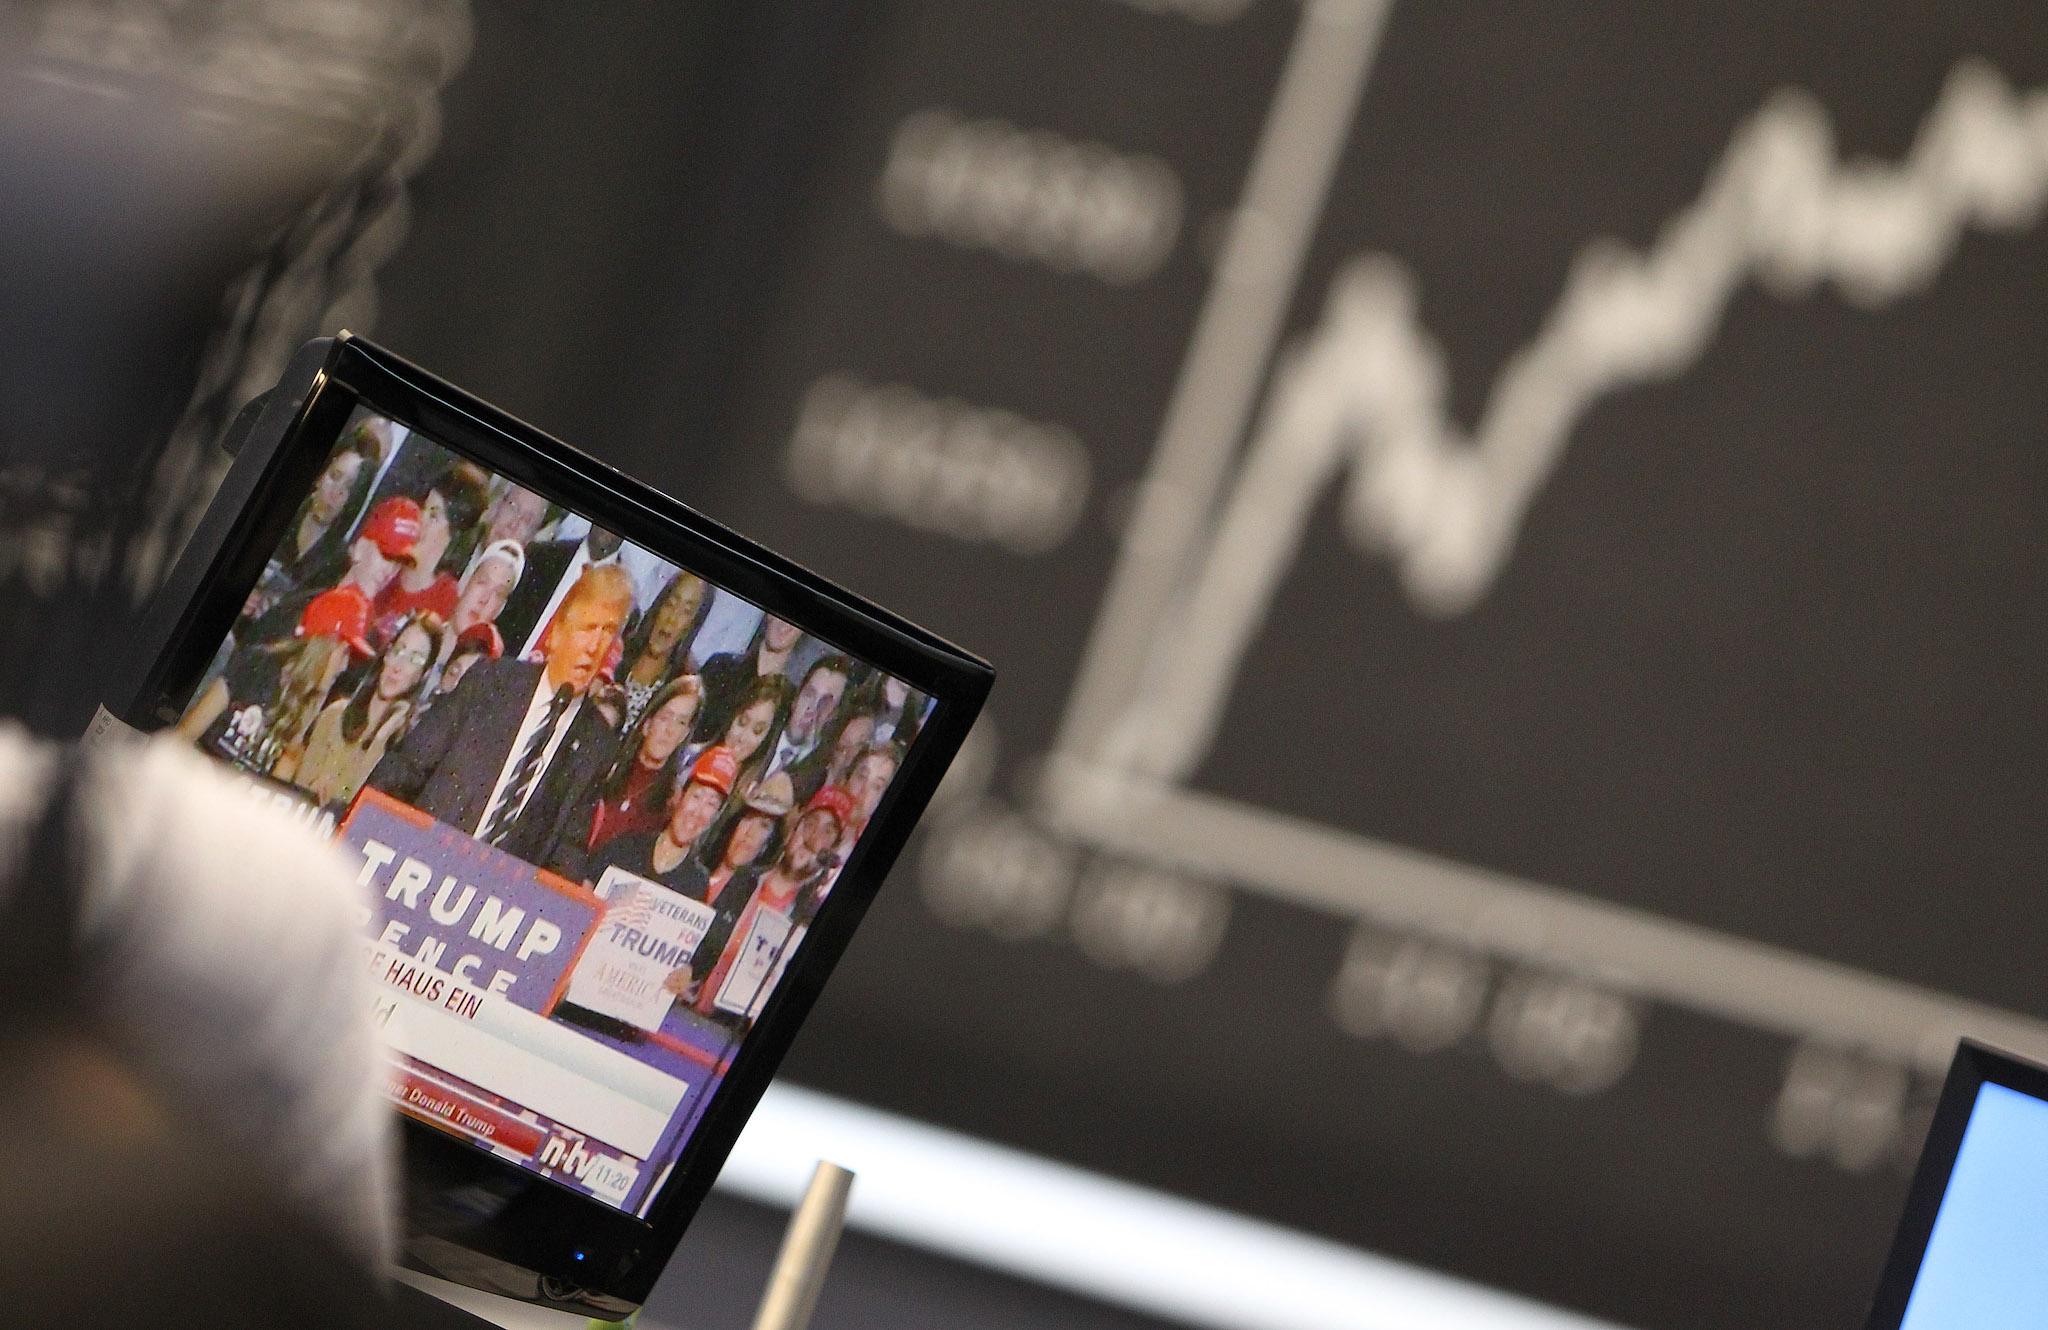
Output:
(1100, 58), (2048, 781)
(1050, 0), (1396, 763)
(1034, 37), (2048, 1066)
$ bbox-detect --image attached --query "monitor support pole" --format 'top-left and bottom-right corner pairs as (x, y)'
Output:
(747, 1161), (856, 1330)
(566, 1159), (855, 1330)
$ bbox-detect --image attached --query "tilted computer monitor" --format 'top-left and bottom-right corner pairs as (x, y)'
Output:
(106, 334), (992, 1317)
(1864, 1039), (2048, 1330)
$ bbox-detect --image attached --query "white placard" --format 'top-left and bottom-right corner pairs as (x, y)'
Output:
(713, 906), (794, 1017)
(745, 924), (805, 1021)
(565, 866), (716, 1031)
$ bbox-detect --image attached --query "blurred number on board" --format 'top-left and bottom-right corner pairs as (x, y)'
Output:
(920, 800), (1078, 943)
(1328, 926), (1491, 1054)
(1107, 0), (1257, 22)
(1487, 969), (1641, 1096)
(877, 109), (1184, 285)
(1771, 1042), (1922, 1174)
(1069, 861), (1230, 983)
(786, 375), (1090, 554)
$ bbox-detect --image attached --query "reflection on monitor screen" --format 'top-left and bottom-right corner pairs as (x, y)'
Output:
(1899, 1081), (2048, 1328)
(173, 406), (932, 1217)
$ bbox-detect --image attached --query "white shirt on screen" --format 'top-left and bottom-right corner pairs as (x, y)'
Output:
(766, 729), (821, 780)
(476, 671), (585, 836)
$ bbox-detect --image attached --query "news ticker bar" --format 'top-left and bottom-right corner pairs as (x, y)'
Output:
(369, 945), (688, 1159)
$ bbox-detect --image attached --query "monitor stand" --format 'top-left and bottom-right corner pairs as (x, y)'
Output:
(391, 1161), (853, 1329)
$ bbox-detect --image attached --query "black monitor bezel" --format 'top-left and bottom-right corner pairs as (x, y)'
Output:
(116, 334), (991, 1312)
(1863, 1039), (2048, 1329)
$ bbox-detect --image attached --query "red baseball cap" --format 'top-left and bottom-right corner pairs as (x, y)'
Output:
(297, 586), (374, 658)
(454, 621), (503, 659)
(687, 746), (740, 798)
(804, 784), (855, 829)
(357, 497), (422, 559)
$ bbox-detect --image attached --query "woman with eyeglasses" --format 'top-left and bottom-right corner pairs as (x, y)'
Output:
(288, 611), (448, 808)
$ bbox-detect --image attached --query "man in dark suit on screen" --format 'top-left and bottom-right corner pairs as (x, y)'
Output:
(368, 564), (631, 879)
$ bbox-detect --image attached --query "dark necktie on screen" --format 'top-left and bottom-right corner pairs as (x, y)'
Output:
(482, 685), (572, 846)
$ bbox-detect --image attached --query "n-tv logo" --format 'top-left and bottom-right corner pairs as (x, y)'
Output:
(538, 1130), (638, 1205)
(539, 1129), (597, 1178)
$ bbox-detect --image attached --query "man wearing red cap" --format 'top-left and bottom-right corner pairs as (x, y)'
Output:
(354, 497), (425, 572)
(170, 509), (420, 748)
(550, 746), (745, 1040)
(582, 746), (738, 891)
(680, 781), (852, 1021)
(783, 784), (853, 924)
(243, 496), (421, 650)
(368, 564), (631, 875)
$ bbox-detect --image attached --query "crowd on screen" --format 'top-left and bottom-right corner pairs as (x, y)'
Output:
(175, 412), (926, 1023)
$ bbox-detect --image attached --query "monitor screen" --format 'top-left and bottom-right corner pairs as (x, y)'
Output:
(1896, 1080), (2048, 1328)
(169, 404), (933, 1219)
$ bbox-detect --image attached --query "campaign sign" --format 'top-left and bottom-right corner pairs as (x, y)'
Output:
(565, 867), (717, 1031)
(340, 789), (605, 1015)
(746, 924), (805, 1021)
(713, 906), (794, 1017)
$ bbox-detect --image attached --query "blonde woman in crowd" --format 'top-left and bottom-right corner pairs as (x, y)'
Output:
(288, 612), (447, 808)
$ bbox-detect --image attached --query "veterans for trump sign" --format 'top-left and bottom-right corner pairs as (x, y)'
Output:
(340, 789), (605, 1016)
(565, 867), (717, 1031)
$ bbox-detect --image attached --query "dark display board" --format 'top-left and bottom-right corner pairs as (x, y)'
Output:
(377, 4), (2048, 1326)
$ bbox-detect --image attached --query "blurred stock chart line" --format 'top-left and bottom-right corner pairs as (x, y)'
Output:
(890, 0), (2048, 1165)
(1042, 22), (2048, 1064)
